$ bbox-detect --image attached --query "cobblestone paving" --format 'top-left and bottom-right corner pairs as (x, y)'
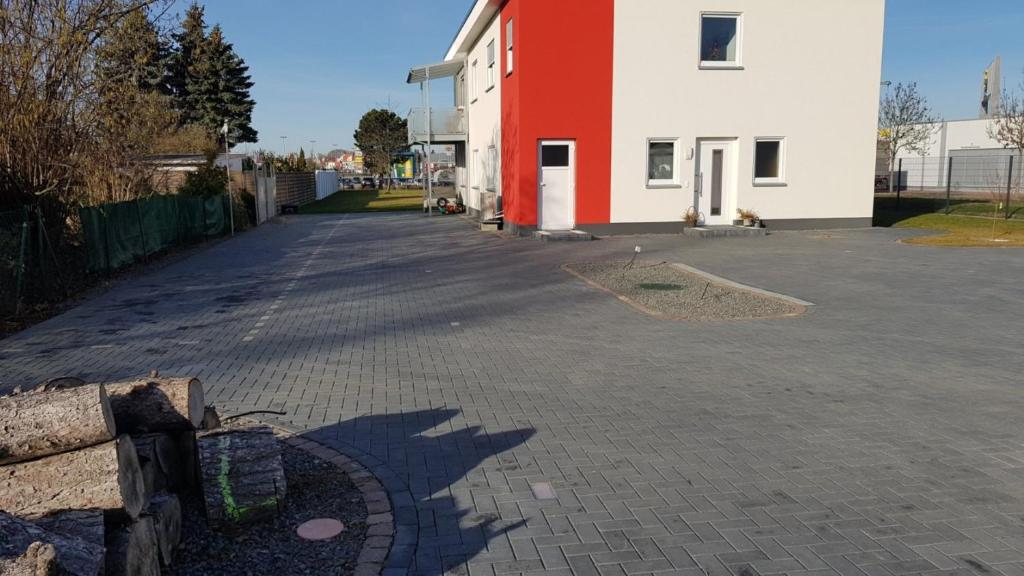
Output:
(3, 214), (1024, 576)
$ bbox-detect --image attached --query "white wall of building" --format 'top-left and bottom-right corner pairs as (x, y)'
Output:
(609, 0), (885, 224)
(464, 13), (502, 213)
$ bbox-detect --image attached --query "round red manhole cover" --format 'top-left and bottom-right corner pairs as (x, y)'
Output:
(297, 518), (346, 540)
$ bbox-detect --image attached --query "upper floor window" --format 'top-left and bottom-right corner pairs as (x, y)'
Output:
(700, 13), (742, 68)
(505, 19), (514, 74)
(486, 40), (496, 90)
(470, 59), (479, 102)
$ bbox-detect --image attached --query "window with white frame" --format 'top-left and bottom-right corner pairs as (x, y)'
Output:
(506, 19), (514, 74)
(486, 146), (498, 191)
(470, 60), (478, 102)
(700, 13), (741, 67)
(754, 138), (786, 185)
(646, 139), (679, 187)
(486, 40), (496, 90)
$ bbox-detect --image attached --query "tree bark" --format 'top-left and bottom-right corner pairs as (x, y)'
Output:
(0, 436), (147, 520)
(104, 517), (159, 576)
(0, 511), (104, 576)
(0, 384), (116, 465)
(33, 512), (104, 550)
(105, 377), (205, 433)
(145, 494), (181, 567)
(198, 426), (287, 529)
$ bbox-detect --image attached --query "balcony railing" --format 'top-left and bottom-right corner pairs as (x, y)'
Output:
(407, 107), (466, 144)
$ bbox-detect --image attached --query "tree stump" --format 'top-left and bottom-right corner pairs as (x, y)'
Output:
(197, 426), (287, 529)
(145, 494), (181, 567)
(105, 378), (205, 433)
(0, 384), (116, 465)
(0, 436), (147, 520)
(0, 511), (104, 576)
(104, 517), (159, 576)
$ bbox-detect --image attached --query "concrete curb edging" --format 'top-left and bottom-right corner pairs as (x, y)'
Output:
(669, 262), (816, 307)
(280, 434), (395, 576)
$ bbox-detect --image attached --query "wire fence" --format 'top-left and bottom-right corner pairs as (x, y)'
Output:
(0, 207), (71, 320)
(876, 153), (1024, 219)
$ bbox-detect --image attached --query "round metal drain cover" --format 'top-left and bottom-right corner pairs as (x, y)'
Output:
(297, 518), (345, 540)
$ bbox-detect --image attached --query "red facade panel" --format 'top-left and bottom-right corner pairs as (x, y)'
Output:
(500, 0), (614, 228)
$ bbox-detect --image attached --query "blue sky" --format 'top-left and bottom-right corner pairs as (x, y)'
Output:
(177, 1), (1024, 153)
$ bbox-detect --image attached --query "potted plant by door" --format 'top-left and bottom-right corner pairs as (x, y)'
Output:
(737, 208), (759, 227)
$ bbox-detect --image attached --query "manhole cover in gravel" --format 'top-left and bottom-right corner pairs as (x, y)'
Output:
(565, 261), (805, 321)
(297, 518), (345, 540)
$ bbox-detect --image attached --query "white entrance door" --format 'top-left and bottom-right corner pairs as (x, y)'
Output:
(538, 140), (575, 231)
(696, 140), (737, 226)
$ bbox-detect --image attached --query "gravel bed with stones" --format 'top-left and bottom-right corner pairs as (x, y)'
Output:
(567, 261), (803, 321)
(169, 442), (369, 576)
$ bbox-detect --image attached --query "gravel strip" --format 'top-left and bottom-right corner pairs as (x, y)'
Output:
(169, 442), (368, 576)
(568, 261), (803, 321)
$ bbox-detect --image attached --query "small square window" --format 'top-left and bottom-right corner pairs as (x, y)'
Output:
(647, 139), (679, 187)
(541, 145), (570, 167)
(700, 13), (741, 67)
(754, 138), (786, 185)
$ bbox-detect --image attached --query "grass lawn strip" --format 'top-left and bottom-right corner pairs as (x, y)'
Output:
(895, 213), (1024, 247)
(300, 189), (423, 214)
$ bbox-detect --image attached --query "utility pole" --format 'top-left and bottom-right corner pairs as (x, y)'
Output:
(224, 120), (235, 236)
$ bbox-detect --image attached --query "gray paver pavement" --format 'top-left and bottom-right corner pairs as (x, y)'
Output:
(3, 213), (1024, 576)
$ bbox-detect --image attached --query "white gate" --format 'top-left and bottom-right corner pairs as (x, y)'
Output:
(315, 170), (338, 200)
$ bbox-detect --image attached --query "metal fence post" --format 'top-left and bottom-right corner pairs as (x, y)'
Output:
(896, 158), (903, 208)
(1007, 155), (1014, 220)
(946, 156), (953, 215)
(135, 198), (148, 262)
(14, 209), (29, 317)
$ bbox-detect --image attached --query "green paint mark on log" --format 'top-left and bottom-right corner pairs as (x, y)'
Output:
(216, 434), (280, 523)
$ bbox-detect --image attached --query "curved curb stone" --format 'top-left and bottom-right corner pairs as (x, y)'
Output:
(278, 434), (400, 576)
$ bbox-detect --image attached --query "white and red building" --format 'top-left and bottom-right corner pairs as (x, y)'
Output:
(407, 0), (886, 233)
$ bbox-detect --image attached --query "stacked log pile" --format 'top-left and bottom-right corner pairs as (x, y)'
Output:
(0, 375), (287, 576)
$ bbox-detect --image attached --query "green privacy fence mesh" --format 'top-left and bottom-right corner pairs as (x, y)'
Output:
(80, 194), (230, 273)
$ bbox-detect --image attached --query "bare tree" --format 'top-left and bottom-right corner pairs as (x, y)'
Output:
(879, 82), (940, 193)
(988, 78), (1024, 203)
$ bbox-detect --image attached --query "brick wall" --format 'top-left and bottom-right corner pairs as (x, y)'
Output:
(276, 173), (316, 207)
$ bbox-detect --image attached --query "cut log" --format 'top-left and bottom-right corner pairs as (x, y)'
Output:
(201, 406), (221, 430)
(34, 511), (104, 550)
(0, 511), (104, 576)
(0, 541), (59, 576)
(0, 384), (116, 465)
(104, 517), (159, 576)
(198, 426), (287, 529)
(132, 434), (179, 494)
(105, 377), (204, 433)
(0, 436), (147, 520)
(145, 494), (181, 567)
(173, 431), (198, 491)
